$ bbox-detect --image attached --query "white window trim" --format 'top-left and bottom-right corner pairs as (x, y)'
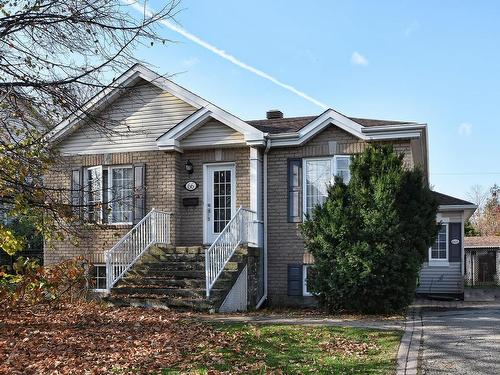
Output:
(429, 223), (449, 266)
(84, 165), (103, 223)
(302, 155), (351, 218)
(107, 165), (134, 226)
(83, 165), (135, 226)
(91, 264), (107, 292)
(333, 155), (351, 184)
(303, 264), (313, 296)
(302, 157), (333, 218)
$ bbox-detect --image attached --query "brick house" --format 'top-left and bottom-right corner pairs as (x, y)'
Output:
(46, 64), (476, 310)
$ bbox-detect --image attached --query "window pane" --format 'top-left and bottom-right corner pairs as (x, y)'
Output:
(431, 224), (447, 260)
(91, 265), (107, 290)
(305, 159), (331, 215)
(212, 169), (232, 233)
(85, 167), (102, 222)
(110, 167), (133, 223)
(335, 157), (351, 183)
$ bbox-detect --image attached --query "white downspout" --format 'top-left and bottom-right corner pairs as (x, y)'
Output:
(256, 138), (271, 308)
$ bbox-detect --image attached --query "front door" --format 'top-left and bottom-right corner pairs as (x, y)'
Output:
(204, 164), (236, 244)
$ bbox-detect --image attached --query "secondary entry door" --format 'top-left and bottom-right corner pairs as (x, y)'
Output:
(204, 163), (236, 244)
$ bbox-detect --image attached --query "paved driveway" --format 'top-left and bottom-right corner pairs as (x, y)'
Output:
(420, 303), (500, 374)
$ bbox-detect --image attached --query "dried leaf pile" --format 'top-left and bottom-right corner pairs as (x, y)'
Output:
(0, 302), (229, 374)
(0, 303), (399, 374)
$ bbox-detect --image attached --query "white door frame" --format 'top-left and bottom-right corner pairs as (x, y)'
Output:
(203, 163), (236, 244)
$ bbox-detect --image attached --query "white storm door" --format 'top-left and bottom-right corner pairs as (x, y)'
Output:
(204, 164), (236, 244)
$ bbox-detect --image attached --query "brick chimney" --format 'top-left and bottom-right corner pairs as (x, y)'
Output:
(266, 109), (283, 119)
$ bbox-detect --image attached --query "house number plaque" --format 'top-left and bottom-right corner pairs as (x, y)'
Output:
(451, 239), (460, 245)
(184, 181), (198, 191)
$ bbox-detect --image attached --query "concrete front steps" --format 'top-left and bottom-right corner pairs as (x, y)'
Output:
(104, 245), (246, 311)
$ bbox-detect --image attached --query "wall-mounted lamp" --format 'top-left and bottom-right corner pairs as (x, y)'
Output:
(185, 160), (194, 174)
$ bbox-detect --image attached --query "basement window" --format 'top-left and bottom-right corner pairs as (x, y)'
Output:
(303, 265), (317, 296)
(90, 264), (107, 291)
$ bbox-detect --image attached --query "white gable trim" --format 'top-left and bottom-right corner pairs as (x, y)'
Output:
(48, 64), (210, 144)
(268, 109), (426, 147)
(156, 106), (265, 151)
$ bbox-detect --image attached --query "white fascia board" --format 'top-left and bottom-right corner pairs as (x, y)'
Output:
(134, 65), (208, 109)
(438, 205), (477, 221)
(364, 130), (423, 140)
(361, 123), (427, 133)
(157, 108), (211, 144)
(438, 204), (478, 211)
(268, 127), (423, 148)
(266, 110), (424, 147)
(245, 139), (267, 147)
(204, 104), (265, 140)
(156, 105), (265, 148)
(298, 109), (365, 142)
(157, 139), (182, 152)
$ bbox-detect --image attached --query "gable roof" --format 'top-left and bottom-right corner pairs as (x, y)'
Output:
(156, 107), (265, 151)
(48, 64), (265, 151)
(49, 64), (428, 153)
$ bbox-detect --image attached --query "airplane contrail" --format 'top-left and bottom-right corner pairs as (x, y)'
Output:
(126, 1), (329, 109)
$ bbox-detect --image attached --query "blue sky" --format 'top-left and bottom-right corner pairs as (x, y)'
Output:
(133, 0), (500, 200)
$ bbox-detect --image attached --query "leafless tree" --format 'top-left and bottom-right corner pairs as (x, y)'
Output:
(0, 0), (180, 252)
(466, 184), (488, 225)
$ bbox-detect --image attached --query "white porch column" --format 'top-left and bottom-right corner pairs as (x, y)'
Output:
(249, 147), (263, 247)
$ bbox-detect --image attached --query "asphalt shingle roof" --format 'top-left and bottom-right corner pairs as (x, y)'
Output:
(464, 236), (500, 248)
(432, 191), (475, 206)
(246, 115), (416, 134)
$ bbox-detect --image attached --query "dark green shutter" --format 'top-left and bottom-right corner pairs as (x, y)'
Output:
(287, 158), (302, 223)
(133, 164), (146, 224)
(287, 264), (303, 296)
(71, 167), (83, 218)
(449, 223), (462, 262)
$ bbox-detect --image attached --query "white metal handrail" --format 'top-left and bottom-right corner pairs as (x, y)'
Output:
(105, 208), (171, 290)
(205, 207), (258, 297)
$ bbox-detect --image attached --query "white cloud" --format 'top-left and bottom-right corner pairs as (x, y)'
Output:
(458, 122), (473, 136)
(182, 57), (199, 68)
(125, 1), (328, 109)
(351, 51), (369, 66)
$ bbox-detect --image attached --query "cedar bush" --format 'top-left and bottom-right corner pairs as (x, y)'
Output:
(301, 145), (438, 313)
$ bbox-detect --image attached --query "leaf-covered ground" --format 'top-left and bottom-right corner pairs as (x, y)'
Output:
(0, 302), (401, 374)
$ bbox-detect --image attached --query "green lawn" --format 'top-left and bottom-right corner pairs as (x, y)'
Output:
(163, 324), (402, 374)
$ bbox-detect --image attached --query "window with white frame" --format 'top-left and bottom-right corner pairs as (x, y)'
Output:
(303, 155), (351, 216)
(429, 224), (448, 264)
(83, 165), (134, 224)
(90, 264), (107, 290)
(85, 166), (102, 222)
(109, 167), (134, 224)
(303, 264), (316, 296)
